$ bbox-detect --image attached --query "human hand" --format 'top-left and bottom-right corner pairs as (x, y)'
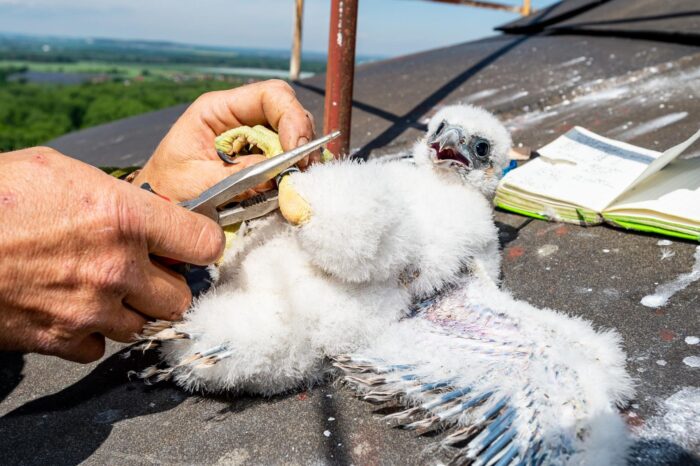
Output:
(0, 147), (224, 362)
(133, 80), (318, 203)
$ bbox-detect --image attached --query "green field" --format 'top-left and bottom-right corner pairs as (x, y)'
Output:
(0, 33), (333, 153)
(0, 72), (242, 152)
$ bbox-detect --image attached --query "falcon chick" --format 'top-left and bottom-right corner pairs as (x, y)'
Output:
(413, 104), (512, 198)
(137, 104), (510, 393)
(134, 107), (633, 465)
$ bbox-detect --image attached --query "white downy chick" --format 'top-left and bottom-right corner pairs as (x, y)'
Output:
(138, 104), (511, 395)
(291, 104), (512, 292)
(136, 107), (635, 464)
(413, 104), (512, 198)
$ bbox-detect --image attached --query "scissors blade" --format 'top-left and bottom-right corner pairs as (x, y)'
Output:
(180, 131), (340, 219)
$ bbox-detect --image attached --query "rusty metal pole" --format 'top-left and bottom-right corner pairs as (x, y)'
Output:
(290, 0), (304, 80)
(323, 0), (358, 158)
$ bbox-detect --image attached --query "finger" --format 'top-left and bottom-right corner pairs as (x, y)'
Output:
(137, 190), (225, 265)
(297, 111), (321, 169)
(276, 100), (316, 154)
(124, 261), (192, 322)
(99, 306), (149, 343)
(296, 137), (311, 170)
(307, 109), (317, 135)
(198, 81), (315, 154)
(52, 333), (106, 364)
(307, 148), (324, 167)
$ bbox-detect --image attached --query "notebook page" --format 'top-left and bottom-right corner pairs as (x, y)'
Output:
(501, 127), (660, 213)
(611, 128), (700, 204)
(606, 158), (700, 222)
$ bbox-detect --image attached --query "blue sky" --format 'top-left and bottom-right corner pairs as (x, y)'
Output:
(0, 0), (557, 57)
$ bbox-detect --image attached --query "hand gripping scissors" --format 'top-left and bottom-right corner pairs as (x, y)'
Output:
(152, 131), (341, 295)
(179, 130), (340, 225)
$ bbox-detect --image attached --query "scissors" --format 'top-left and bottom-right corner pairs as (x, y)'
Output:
(151, 130), (341, 295)
(179, 130), (340, 226)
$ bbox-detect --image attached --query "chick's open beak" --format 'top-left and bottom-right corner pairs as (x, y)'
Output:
(429, 125), (472, 169)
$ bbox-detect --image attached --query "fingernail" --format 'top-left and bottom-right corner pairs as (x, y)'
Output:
(297, 136), (309, 147)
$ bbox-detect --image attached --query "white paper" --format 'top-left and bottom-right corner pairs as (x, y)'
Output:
(609, 128), (700, 205)
(607, 158), (700, 222)
(502, 127), (661, 212)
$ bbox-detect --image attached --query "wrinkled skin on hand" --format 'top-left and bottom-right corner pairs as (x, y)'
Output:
(133, 80), (320, 203)
(0, 147), (224, 362)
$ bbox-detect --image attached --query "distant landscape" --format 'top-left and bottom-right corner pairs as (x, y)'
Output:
(0, 33), (343, 152)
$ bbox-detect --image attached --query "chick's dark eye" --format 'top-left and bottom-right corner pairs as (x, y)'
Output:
(474, 139), (490, 158)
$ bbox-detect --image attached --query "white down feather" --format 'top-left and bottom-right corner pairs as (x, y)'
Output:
(161, 158), (501, 395)
(141, 104), (635, 464)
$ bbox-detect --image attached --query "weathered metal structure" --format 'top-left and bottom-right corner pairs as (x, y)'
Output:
(289, 0), (304, 81)
(323, 0), (359, 157)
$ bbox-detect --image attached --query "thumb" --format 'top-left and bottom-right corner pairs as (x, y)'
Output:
(138, 189), (225, 265)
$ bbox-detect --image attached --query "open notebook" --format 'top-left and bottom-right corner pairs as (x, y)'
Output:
(495, 127), (700, 240)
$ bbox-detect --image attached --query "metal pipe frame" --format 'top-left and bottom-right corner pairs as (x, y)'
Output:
(289, 0), (304, 81)
(323, 0), (359, 158)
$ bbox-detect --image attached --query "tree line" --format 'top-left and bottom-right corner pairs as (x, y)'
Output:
(0, 72), (239, 152)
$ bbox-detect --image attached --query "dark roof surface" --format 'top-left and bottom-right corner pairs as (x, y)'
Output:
(9, 4), (700, 465)
(499, 0), (700, 42)
(497, 0), (606, 32)
(49, 103), (188, 168)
